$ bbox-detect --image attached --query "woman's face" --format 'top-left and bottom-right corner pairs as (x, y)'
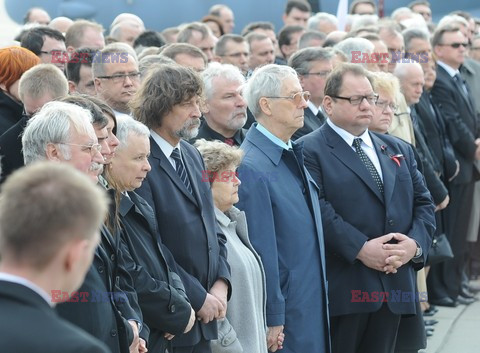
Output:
(103, 114), (120, 164)
(0, 80), (21, 102)
(211, 164), (241, 212)
(370, 89), (396, 134)
(109, 133), (151, 191)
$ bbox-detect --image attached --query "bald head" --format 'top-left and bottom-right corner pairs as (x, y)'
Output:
(394, 63), (424, 105)
(49, 17), (74, 34)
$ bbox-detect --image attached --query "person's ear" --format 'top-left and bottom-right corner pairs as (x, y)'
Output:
(46, 143), (63, 161)
(323, 95), (333, 116)
(259, 97), (272, 116)
(63, 239), (90, 274)
(68, 81), (77, 94)
(94, 78), (103, 94)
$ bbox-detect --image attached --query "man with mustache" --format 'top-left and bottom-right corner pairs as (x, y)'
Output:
(93, 43), (140, 119)
(191, 63), (247, 147)
(132, 64), (231, 353)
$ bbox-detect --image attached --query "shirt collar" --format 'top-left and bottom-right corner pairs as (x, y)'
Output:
(214, 207), (232, 227)
(437, 60), (460, 78)
(255, 123), (292, 150)
(326, 118), (373, 148)
(150, 130), (181, 158)
(0, 272), (53, 307)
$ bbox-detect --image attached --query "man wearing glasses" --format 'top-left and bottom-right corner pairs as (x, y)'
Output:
(288, 47), (334, 140)
(214, 34), (250, 76)
(236, 64), (330, 353)
(299, 63), (434, 353)
(93, 43), (141, 119)
(20, 26), (68, 72)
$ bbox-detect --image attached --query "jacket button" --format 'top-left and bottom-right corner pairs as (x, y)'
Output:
(169, 304), (176, 313)
(98, 266), (104, 274)
(110, 329), (117, 337)
(388, 220), (395, 226)
(110, 254), (115, 262)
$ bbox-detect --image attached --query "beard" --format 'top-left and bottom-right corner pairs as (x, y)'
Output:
(175, 117), (201, 140)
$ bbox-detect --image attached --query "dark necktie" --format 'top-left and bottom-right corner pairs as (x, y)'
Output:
(454, 73), (468, 96)
(224, 138), (235, 146)
(171, 148), (193, 194)
(352, 138), (384, 195)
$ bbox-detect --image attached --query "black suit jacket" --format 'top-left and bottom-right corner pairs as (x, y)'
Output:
(119, 191), (193, 352)
(0, 281), (109, 353)
(0, 90), (23, 136)
(292, 106), (326, 140)
(0, 114), (27, 183)
(431, 65), (479, 184)
(136, 138), (231, 346)
(300, 124), (435, 316)
(56, 225), (141, 353)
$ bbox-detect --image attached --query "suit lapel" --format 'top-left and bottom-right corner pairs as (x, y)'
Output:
(181, 144), (204, 210)
(150, 137), (198, 206)
(370, 133), (396, 205)
(323, 124), (384, 203)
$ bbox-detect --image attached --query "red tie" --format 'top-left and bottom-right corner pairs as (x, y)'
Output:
(224, 138), (235, 146)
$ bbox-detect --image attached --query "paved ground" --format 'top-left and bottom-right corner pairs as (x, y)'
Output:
(421, 279), (480, 353)
(0, 0), (21, 47)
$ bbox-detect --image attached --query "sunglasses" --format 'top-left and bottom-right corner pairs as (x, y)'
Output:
(439, 42), (468, 49)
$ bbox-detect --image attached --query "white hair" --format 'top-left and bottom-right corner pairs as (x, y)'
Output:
(334, 37), (374, 67)
(351, 14), (379, 32)
(115, 116), (150, 150)
(243, 64), (298, 118)
(307, 12), (338, 31)
(394, 62), (423, 80)
(202, 62), (245, 100)
(22, 101), (94, 165)
(438, 15), (469, 30)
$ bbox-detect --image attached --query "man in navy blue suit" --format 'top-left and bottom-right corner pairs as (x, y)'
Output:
(236, 64), (330, 353)
(299, 63), (435, 353)
(132, 64), (231, 353)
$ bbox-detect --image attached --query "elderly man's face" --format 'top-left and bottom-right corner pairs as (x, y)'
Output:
(219, 8), (235, 33)
(265, 76), (307, 133)
(434, 31), (467, 69)
(300, 59), (333, 104)
(323, 72), (375, 136)
(95, 55), (140, 113)
(400, 66), (424, 105)
(219, 40), (250, 74)
(55, 126), (104, 182)
(205, 77), (247, 135)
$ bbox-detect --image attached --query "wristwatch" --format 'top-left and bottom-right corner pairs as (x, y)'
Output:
(414, 244), (422, 258)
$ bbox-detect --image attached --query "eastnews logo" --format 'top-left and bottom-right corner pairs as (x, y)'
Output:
(50, 51), (129, 64)
(51, 290), (128, 303)
(351, 51), (429, 64)
(351, 290), (428, 302)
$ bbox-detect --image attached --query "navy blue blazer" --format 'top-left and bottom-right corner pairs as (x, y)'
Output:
(136, 138), (231, 347)
(236, 126), (330, 353)
(299, 124), (435, 317)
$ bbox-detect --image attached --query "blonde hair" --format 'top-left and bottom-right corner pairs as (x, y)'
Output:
(371, 71), (400, 100)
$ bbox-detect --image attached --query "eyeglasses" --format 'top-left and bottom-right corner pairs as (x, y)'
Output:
(96, 72), (141, 83)
(438, 42), (468, 49)
(330, 94), (378, 105)
(304, 70), (332, 78)
(59, 143), (102, 156)
(264, 91), (311, 105)
(375, 99), (398, 113)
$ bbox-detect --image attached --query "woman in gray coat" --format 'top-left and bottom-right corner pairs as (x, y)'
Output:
(196, 139), (283, 353)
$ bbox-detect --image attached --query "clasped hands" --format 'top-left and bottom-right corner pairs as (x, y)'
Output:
(357, 233), (418, 274)
(196, 279), (228, 324)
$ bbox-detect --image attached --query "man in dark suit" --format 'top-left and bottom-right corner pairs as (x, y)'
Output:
(288, 47), (333, 140)
(0, 162), (110, 353)
(430, 25), (480, 305)
(300, 64), (435, 353)
(132, 64), (231, 353)
(235, 64), (330, 353)
(0, 64), (68, 183)
(22, 101), (144, 353)
(191, 63), (247, 147)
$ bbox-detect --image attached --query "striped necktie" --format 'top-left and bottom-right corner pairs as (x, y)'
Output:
(171, 148), (193, 194)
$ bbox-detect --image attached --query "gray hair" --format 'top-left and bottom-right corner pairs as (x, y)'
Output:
(139, 54), (175, 77)
(391, 7), (413, 22)
(243, 64), (298, 118)
(288, 47), (334, 75)
(115, 116), (150, 150)
(92, 42), (138, 77)
(438, 15), (469, 31)
(394, 61), (423, 80)
(402, 28), (430, 52)
(334, 37), (374, 65)
(177, 22), (212, 43)
(202, 62), (245, 100)
(350, 14), (379, 32)
(22, 101), (93, 165)
(298, 30), (326, 49)
(307, 12), (338, 31)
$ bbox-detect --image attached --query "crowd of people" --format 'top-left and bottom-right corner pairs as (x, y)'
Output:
(1, 0), (480, 352)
